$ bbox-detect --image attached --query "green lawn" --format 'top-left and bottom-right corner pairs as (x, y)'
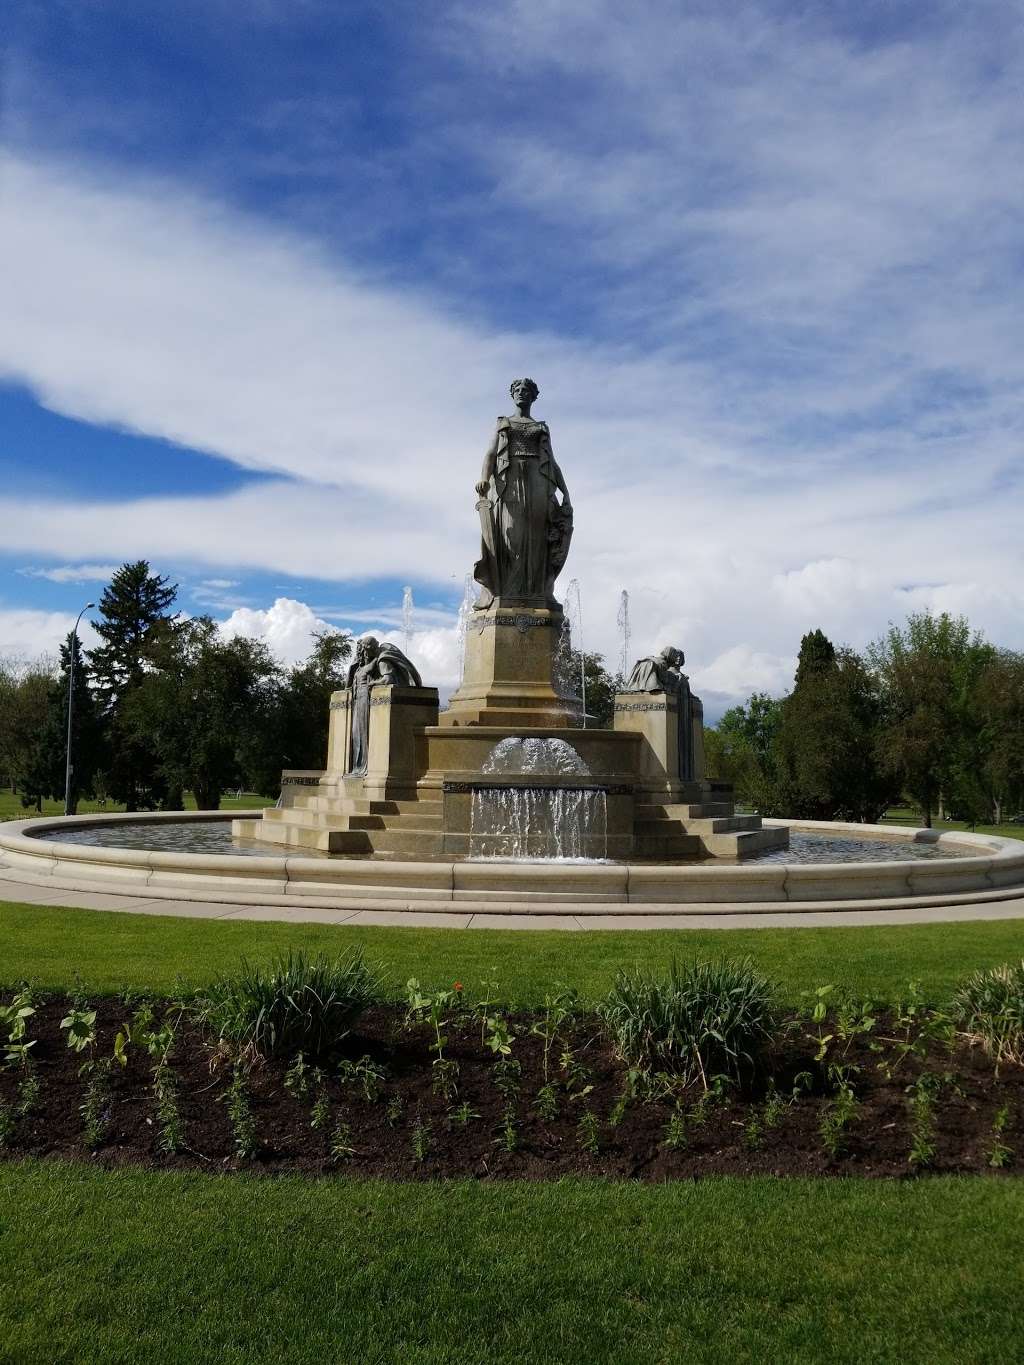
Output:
(2, 899), (1024, 1003)
(1, 1162), (1021, 1365)
(0, 788), (276, 822)
(3, 899), (1023, 1363)
(881, 804), (1024, 842)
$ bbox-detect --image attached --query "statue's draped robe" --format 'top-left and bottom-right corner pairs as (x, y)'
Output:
(345, 644), (423, 776)
(625, 655), (697, 783)
(474, 417), (572, 606)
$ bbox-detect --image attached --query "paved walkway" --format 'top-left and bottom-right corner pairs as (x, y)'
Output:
(4, 867), (1024, 930)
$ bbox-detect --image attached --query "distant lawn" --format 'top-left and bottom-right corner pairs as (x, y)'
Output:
(1, 1162), (1021, 1365)
(880, 804), (1024, 842)
(0, 788), (276, 822)
(3, 900), (1024, 1004)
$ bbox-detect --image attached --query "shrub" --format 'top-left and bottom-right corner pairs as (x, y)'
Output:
(195, 949), (384, 1059)
(599, 957), (776, 1090)
(952, 961), (1024, 1067)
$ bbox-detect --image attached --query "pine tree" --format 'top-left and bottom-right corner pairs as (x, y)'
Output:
(20, 632), (106, 814)
(87, 562), (178, 810)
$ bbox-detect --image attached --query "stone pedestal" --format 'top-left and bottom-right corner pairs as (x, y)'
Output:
(440, 602), (581, 728)
(613, 689), (706, 799)
(322, 684), (439, 800)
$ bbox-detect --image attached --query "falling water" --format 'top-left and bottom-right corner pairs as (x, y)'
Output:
(617, 589), (631, 679)
(402, 585), (414, 656)
(469, 737), (609, 860)
(554, 578), (586, 720)
(455, 572), (475, 682)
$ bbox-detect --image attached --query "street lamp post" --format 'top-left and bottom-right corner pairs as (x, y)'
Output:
(64, 602), (95, 816)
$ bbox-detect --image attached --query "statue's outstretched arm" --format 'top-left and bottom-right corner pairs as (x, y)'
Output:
(475, 430), (499, 497)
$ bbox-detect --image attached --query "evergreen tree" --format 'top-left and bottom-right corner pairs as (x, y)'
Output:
(87, 562), (178, 810)
(774, 632), (892, 822)
(19, 632), (105, 814)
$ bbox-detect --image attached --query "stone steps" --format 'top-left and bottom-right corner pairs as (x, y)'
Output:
(683, 814), (763, 835)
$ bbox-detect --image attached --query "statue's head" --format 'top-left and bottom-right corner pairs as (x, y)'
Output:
(660, 645), (685, 669)
(358, 635), (380, 662)
(510, 377), (540, 405)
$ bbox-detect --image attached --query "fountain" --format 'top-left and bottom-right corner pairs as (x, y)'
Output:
(229, 377), (786, 862)
(15, 379), (1022, 913)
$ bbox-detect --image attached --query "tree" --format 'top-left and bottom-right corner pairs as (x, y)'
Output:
(569, 650), (622, 729)
(972, 650), (1024, 825)
(705, 693), (785, 811)
(773, 632), (893, 822)
(275, 630), (354, 774)
(867, 612), (994, 827)
(125, 618), (281, 809)
(87, 562), (179, 810)
(18, 632), (105, 815)
(0, 657), (57, 811)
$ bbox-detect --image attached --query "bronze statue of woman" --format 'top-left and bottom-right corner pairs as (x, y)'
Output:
(473, 379), (573, 608)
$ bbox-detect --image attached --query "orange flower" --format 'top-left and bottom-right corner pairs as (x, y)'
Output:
(453, 981), (463, 992)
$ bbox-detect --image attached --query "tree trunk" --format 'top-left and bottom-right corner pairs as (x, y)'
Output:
(922, 802), (932, 828)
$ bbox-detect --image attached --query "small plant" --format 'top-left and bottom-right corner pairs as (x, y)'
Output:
(284, 1051), (311, 1099)
(411, 1114), (432, 1162)
(15, 1068), (42, 1118)
(987, 1105), (1014, 1169)
(576, 1107), (600, 1156)
(385, 1094), (405, 1127)
(310, 1092), (331, 1131)
(222, 1065), (257, 1158)
(534, 1082), (560, 1122)
(338, 1054), (387, 1103)
(1, 988), (37, 1066)
(432, 1057), (460, 1102)
(447, 1101), (480, 1129)
(531, 987), (577, 1084)
(741, 1113), (764, 1151)
(608, 1075), (636, 1129)
(491, 1056), (522, 1101)
(952, 961), (1024, 1070)
(873, 982), (954, 1080)
(599, 957), (776, 1091)
(495, 1105), (519, 1153)
(329, 1120), (355, 1163)
(61, 1006), (97, 1055)
(907, 1074), (939, 1170)
(80, 1059), (114, 1148)
(0, 1103), (14, 1148)
(197, 949), (384, 1060)
(153, 1063), (185, 1155)
(113, 1004), (177, 1069)
(762, 1086), (787, 1130)
(819, 1083), (858, 1159)
(484, 1014), (514, 1057)
(559, 1047), (592, 1099)
(663, 1103), (688, 1152)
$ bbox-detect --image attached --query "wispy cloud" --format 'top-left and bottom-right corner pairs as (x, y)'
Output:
(1, 2), (1021, 708)
(17, 563), (119, 584)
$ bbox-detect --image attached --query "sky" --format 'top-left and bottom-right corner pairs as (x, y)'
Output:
(1, 0), (1022, 721)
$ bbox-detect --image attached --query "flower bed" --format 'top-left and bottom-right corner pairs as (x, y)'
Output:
(2, 965), (1021, 1179)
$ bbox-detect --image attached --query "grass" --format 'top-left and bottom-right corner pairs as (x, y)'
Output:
(3, 900), (1024, 1004)
(880, 804), (1024, 842)
(3, 899), (1023, 1362)
(0, 788), (276, 821)
(1, 1161), (1021, 1364)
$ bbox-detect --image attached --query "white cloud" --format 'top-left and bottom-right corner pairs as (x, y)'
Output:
(217, 597), (337, 667)
(2, 13), (1023, 724)
(17, 563), (119, 584)
(0, 609), (98, 665)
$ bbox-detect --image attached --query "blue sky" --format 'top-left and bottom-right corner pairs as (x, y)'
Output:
(2, 0), (1022, 718)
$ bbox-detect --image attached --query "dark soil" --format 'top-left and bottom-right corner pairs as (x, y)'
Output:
(1, 994), (1020, 1180)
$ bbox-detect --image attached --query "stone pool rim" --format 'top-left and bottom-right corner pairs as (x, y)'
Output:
(2, 810), (1024, 914)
